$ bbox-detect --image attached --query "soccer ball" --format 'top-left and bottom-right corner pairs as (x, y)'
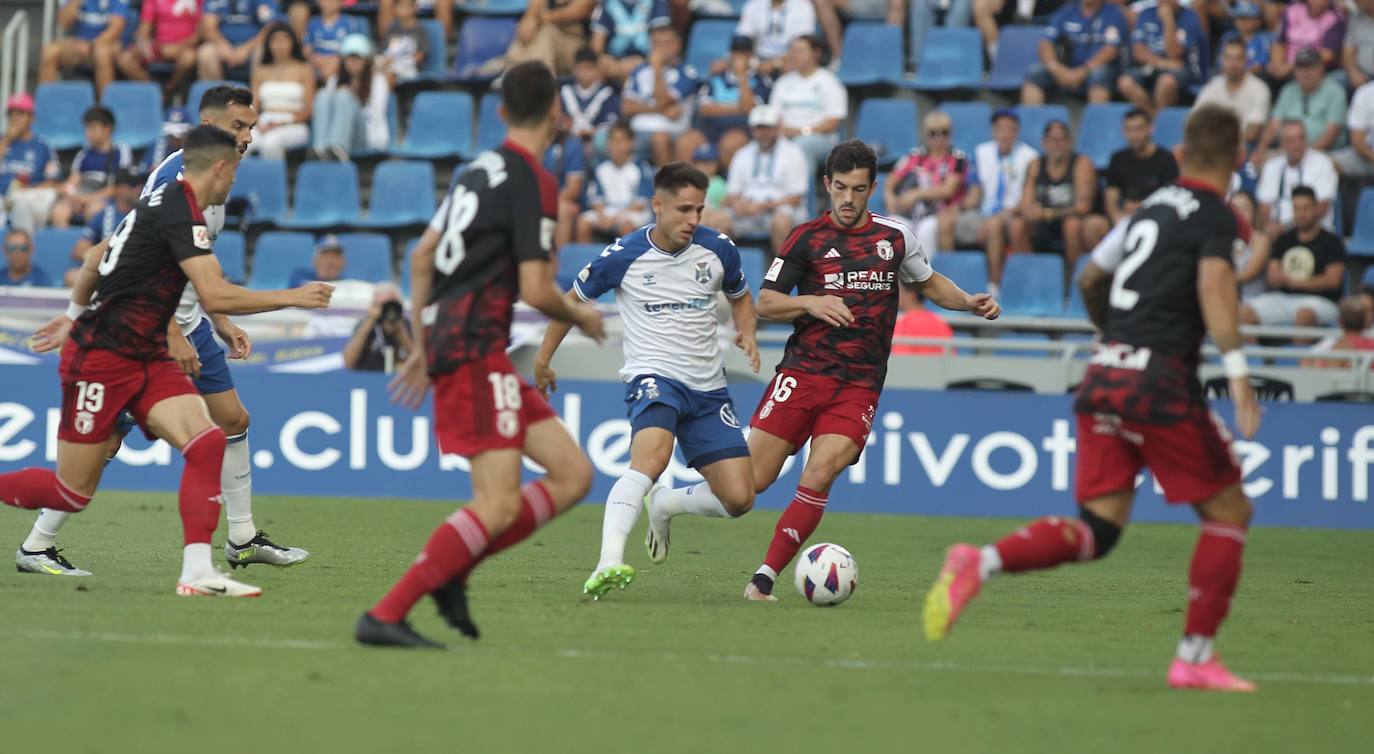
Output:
(794, 543), (858, 607)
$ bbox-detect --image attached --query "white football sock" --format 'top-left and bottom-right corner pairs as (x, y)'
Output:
(23, 509), (72, 552)
(655, 482), (732, 519)
(979, 545), (1002, 581)
(222, 432), (256, 545)
(596, 470), (652, 570)
(754, 565), (778, 581)
(1176, 635), (1215, 664)
(180, 543), (215, 582)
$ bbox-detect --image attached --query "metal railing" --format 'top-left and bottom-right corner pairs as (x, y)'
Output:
(43, 0), (57, 46)
(0, 11), (30, 133)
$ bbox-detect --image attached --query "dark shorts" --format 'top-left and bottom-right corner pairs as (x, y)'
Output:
(1123, 65), (1201, 92)
(58, 341), (198, 444)
(431, 351), (557, 459)
(1025, 62), (1120, 96)
(698, 115), (749, 144)
(750, 368), (878, 458)
(625, 374), (748, 469)
(1032, 221), (1067, 253)
(1075, 407), (1242, 505)
(189, 317), (235, 395)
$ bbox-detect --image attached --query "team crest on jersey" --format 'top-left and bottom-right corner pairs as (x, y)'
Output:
(876, 239), (894, 261)
(192, 225), (211, 250)
(695, 261), (713, 285)
(496, 410), (519, 439)
(719, 403), (740, 428)
(759, 399), (775, 419)
(74, 411), (94, 435)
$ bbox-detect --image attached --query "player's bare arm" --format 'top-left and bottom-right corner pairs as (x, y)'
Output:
(532, 291), (582, 398)
(167, 318), (202, 378)
(729, 290), (761, 373)
(518, 259), (606, 342)
(1078, 261), (1114, 332)
(181, 255), (334, 315)
(390, 229), (438, 410)
(757, 288), (855, 327)
(29, 239), (107, 353)
(917, 272), (1001, 320)
(1198, 256), (1260, 439)
(210, 312), (252, 359)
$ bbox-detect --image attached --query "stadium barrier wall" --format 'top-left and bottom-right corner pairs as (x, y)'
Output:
(2, 367), (1372, 529)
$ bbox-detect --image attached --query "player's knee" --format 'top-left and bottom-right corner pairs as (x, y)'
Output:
(216, 407), (249, 436)
(720, 484), (755, 517)
(560, 453), (595, 501)
(1079, 507), (1123, 560)
(41, 42), (60, 64)
(1295, 307), (1319, 327)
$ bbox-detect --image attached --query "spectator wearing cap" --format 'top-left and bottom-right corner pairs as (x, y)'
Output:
(378, 0), (430, 84)
(1334, 79), (1374, 181)
(1268, 0), (1345, 84)
(956, 108), (1038, 295)
(290, 235), (347, 287)
(769, 35), (846, 170)
(116, 0), (203, 99)
(1254, 48), (1348, 165)
(681, 35), (769, 171)
(562, 49), (621, 152)
(1218, 2), (1273, 78)
(71, 168), (142, 284)
(246, 22), (315, 161)
(1117, 0), (1207, 116)
(1103, 109), (1178, 226)
(719, 104), (808, 253)
(504, 0), (596, 77)
(1022, 0), (1129, 106)
(1242, 185), (1346, 329)
(591, 0), (671, 83)
(622, 25), (699, 165)
(1, 229), (53, 288)
(1342, 0), (1374, 90)
(1194, 36), (1272, 145)
(578, 121), (655, 241)
(814, 0), (904, 63)
(1256, 120), (1339, 233)
(312, 34), (390, 161)
(545, 118), (589, 250)
(198, 0), (279, 82)
(1013, 120), (1102, 277)
(40, 0), (128, 96)
(886, 110), (969, 259)
(305, 0), (366, 81)
(51, 106), (134, 230)
(1, 94), (63, 234)
(735, 0), (817, 71)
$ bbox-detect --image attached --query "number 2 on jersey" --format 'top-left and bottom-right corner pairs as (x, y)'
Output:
(1109, 219), (1159, 311)
(435, 186), (480, 275)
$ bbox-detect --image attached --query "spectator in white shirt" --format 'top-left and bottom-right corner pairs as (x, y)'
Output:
(1193, 37), (1272, 144)
(719, 104), (809, 252)
(1256, 119), (1338, 235)
(956, 108), (1039, 293)
(769, 35), (847, 170)
(735, 0), (816, 69)
(622, 24), (699, 165)
(578, 121), (656, 241)
(1333, 80), (1374, 181)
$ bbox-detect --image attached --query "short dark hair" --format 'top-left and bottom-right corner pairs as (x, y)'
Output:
(654, 161), (709, 194)
(825, 139), (878, 182)
(501, 61), (558, 127)
(182, 125), (239, 171)
(1182, 104), (1240, 172)
(82, 105), (115, 127)
(574, 47), (598, 65)
(1223, 37), (1248, 54)
(1339, 296), (1368, 332)
(1291, 185), (1317, 202)
(1124, 107), (1151, 124)
(1043, 119), (1070, 138)
(608, 119), (634, 139)
(199, 84), (254, 116)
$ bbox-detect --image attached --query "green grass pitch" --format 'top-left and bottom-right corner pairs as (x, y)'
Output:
(1, 493), (1371, 753)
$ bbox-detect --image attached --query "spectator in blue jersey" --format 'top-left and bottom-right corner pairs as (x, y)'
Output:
(546, 119), (589, 250)
(305, 0), (366, 80)
(289, 235), (347, 287)
(591, 0), (671, 83)
(622, 24), (699, 165)
(1218, 2), (1273, 77)
(70, 168), (141, 284)
(1021, 0), (1129, 106)
(1, 94), (64, 234)
(562, 48), (621, 151)
(1118, 0), (1208, 115)
(680, 35), (768, 171)
(578, 121), (656, 241)
(39, 0), (128, 95)
(1, 229), (53, 288)
(51, 106), (134, 229)
(198, 0), (280, 81)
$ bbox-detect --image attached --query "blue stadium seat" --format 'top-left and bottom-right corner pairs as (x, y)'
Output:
(870, 173), (888, 215)
(838, 23), (905, 87)
(248, 232), (314, 289)
(738, 246), (766, 295)
(394, 91), (474, 159)
(932, 252), (989, 297)
(216, 230), (247, 284)
(228, 158), (288, 225)
(555, 243), (614, 301)
(452, 17), (517, 81)
(34, 82), (95, 150)
(685, 19), (736, 73)
(278, 161), (361, 229)
(400, 237), (419, 295)
(1015, 105), (1070, 150)
(336, 233), (394, 282)
(476, 94), (504, 153)
(1350, 188), (1374, 257)
(1153, 107), (1189, 150)
(359, 160), (436, 228)
(186, 80), (232, 116)
(941, 101), (992, 157)
(101, 81), (163, 150)
(986, 26), (1047, 91)
(33, 228), (85, 280)
(1361, 265), (1374, 289)
(417, 19), (448, 80)
(455, 0), (530, 14)
(1077, 103), (1133, 170)
(912, 28), (983, 90)
(853, 99), (919, 167)
(1001, 254), (1065, 316)
(1063, 254), (1092, 319)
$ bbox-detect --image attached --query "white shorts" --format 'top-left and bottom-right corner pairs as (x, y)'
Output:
(1247, 292), (1340, 326)
(728, 205), (800, 239)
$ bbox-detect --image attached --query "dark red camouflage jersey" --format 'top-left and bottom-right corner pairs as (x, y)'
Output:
(422, 140), (557, 375)
(762, 211), (933, 392)
(73, 179), (213, 360)
(1074, 178), (1248, 423)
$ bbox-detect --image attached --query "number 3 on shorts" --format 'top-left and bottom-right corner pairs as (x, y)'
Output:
(770, 375), (798, 403)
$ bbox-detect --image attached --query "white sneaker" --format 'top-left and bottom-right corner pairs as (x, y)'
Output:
(644, 484), (671, 564)
(175, 571), (263, 597)
(16, 547), (91, 576)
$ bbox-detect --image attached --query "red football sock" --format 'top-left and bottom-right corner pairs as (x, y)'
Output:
(179, 427), (226, 545)
(371, 507), (489, 623)
(480, 481), (557, 563)
(761, 486), (828, 576)
(1184, 522), (1247, 637)
(994, 515), (1095, 573)
(0, 468), (91, 512)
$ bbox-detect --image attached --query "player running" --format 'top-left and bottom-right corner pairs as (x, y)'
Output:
(356, 61), (606, 649)
(639, 140), (1001, 601)
(22, 85), (310, 576)
(922, 104), (1262, 693)
(533, 162), (761, 600)
(0, 126), (333, 596)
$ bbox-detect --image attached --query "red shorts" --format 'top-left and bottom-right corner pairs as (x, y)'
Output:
(432, 351), (557, 458)
(57, 341), (198, 444)
(1075, 407), (1241, 505)
(749, 368), (878, 454)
